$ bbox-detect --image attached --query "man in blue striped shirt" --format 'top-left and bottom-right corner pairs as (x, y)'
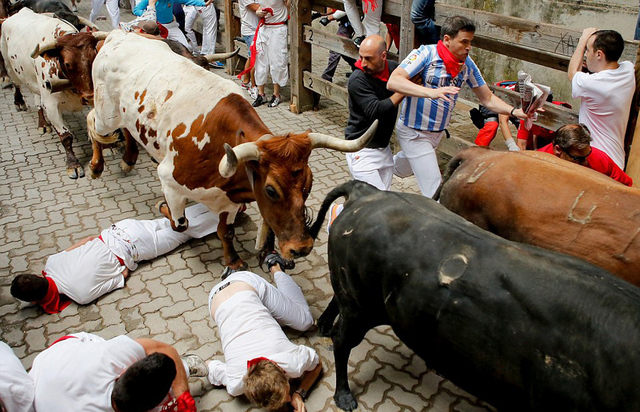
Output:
(388, 16), (530, 197)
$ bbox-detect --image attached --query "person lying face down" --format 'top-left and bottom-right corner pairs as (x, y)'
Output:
(10, 203), (218, 313)
(183, 252), (323, 412)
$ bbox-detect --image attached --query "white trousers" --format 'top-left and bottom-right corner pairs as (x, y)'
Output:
(184, 4), (218, 54)
(90, 0), (120, 29)
(164, 19), (190, 49)
(342, 0), (382, 37)
(104, 203), (218, 270)
(255, 24), (288, 87)
(346, 146), (394, 191)
(394, 121), (444, 198)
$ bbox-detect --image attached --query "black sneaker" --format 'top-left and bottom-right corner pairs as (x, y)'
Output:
(353, 35), (365, 48)
(263, 251), (295, 271)
(252, 94), (266, 107)
(268, 95), (281, 108)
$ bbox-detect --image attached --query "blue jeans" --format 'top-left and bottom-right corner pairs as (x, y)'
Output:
(243, 34), (255, 58)
(635, 7), (640, 40)
(411, 0), (438, 45)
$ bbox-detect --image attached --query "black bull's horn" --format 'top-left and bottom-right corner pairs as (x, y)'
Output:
(218, 119), (378, 178)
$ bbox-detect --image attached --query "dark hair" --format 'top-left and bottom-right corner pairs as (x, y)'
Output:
(441, 16), (475, 40)
(593, 30), (624, 62)
(111, 353), (176, 412)
(554, 123), (592, 150)
(11, 274), (48, 302)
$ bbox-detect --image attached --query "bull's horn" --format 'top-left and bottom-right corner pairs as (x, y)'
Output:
(204, 48), (240, 63)
(45, 78), (73, 93)
(308, 119), (378, 152)
(77, 16), (99, 31)
(31, 39), (58, 59)
(219, 141), (261, 178)
(92, 31), (110, 40)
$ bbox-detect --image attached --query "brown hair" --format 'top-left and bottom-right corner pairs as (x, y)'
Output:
(243, 360), (289, 410)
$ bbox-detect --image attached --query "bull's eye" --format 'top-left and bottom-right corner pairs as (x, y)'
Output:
(265, 185), (279, 200)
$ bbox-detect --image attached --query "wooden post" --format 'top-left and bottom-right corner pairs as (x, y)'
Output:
(399, 0), (414, 59)
(223, 0), (241, 75)
(289, 0), (314, 113)
(623, 41), (640, 183)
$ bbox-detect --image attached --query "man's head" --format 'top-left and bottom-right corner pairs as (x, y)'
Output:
(134, 20), (161, 36)
(111, 353), (176, 412)
(11, 274), (49, 303)
(585, 30), (624, 71)
(441, 16), (475, 62)
(553, 123), (592, 166)
(358, 35), (388, 75)
(244, 360), (290, 410)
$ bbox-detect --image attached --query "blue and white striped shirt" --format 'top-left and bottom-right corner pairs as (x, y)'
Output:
(399, 44), (485, 131)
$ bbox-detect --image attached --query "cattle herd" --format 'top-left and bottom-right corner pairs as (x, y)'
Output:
(2, 3), (640, 411)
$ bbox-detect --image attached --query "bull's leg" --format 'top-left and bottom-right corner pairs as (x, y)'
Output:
(332, 314), (370, 411)
(120, 128), (138, 174)
(217, 212), (248, 279)
(59, 131), (84, 179)
(318, 297), (340, 337)
(37, 107), (53, 134)
(89, 134), (105, 179)
(13, 86), (27, 111)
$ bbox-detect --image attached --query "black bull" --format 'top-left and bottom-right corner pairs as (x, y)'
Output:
(311, 181), (640, 411)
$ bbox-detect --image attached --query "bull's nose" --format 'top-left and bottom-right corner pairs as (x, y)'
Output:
(289, 244), (313, 259)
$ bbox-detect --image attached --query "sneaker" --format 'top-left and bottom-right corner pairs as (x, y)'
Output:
(182, 354), (208, 378)
(240, 82), (250, 90)
(353, 35), (365, 48)
(209, 61), (224, 69)
(249, 86), (259, 100)
(72, 4), (78, 11)
(326, 203), (344, 234)
(263, 251), (295, 271)
(268, 95), (281, 108)
(252, 94), (266, 107)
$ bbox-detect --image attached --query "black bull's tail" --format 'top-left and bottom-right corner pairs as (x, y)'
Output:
(309, 180), (379, 240)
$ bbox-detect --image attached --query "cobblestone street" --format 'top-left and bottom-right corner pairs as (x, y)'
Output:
(0, 8), (492, 411)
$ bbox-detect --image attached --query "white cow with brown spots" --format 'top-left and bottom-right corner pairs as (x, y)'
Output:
(87, 30), (375, 276)
(0, 8), (107, 178)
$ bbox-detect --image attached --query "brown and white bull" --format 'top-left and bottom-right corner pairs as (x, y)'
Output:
(0, 8), (107, 178)
(87, 30), (375, 275)
(436, 147), (640, 286)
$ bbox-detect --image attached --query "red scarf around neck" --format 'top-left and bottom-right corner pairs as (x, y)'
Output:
(355, 59), (390, 82)
(37, 273), (71, 314)
(436, 40), (464, 79)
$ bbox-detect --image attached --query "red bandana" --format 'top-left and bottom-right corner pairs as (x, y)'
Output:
(436, 40), (464, 79)
(361, 0), (378, 13)
(355, 59), (390, 82)
(37, 272), (71, 314)
(247, 357), (271, 370)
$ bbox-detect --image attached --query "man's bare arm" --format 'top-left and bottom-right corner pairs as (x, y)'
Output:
(135, 338), (189, 397)
(568, 27), (597, 81)
(387, 67), (459, 101)
(290, 360), (323, 412)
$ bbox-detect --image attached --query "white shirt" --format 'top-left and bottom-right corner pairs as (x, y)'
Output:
(29, 333), (146, 412)
(207, 271), (318, 396)
(239, 0), (260, 35)
(572, 61), (635, 169)
(0, 341), (34, 412)
(44, 239), (125, 305)
(259, 0), (288, 24)
(399, 44), (485, 131)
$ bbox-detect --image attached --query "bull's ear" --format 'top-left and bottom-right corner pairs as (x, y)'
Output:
(235, 129), (246, 145)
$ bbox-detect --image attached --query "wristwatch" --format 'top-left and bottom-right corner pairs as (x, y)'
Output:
(295, 388), (309, 401)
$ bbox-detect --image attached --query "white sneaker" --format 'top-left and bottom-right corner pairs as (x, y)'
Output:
(182, 354), (208, 377)
(249, 86), (258, 100)
(71, 4), (78, 12)
(267, 95), (281, 108)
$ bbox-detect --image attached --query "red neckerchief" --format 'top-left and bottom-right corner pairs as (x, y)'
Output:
(436, 40), (464, 78)
(354, 59), (390, 82)
(37, 272), (71, 314)
(362, 0), (378, 13)
(247, 356), (270, 370)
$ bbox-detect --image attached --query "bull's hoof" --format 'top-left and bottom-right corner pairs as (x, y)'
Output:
(67, 168), (79, 179)
(1, 78), (11, 89)
(90, 168), (103, 179)
(120, 159), (135, 174)
(221, 262), (248, 280)
(38, 125), (53, 134)
(15, 103), (27, 112)
(334, 390), (358, 411)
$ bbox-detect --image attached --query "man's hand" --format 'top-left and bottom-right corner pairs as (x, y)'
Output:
(204, 0), (213, 6)
(255, 7), (267, 17)
(290, 393), (306, 412)
(425, 86), (460, 102)
(579, 27), (598, 43)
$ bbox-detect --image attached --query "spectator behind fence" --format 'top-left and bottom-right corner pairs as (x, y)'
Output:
(568, 28), (635, 169)
(538, 123), (633, 186)
(387, 15), (532, 198)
